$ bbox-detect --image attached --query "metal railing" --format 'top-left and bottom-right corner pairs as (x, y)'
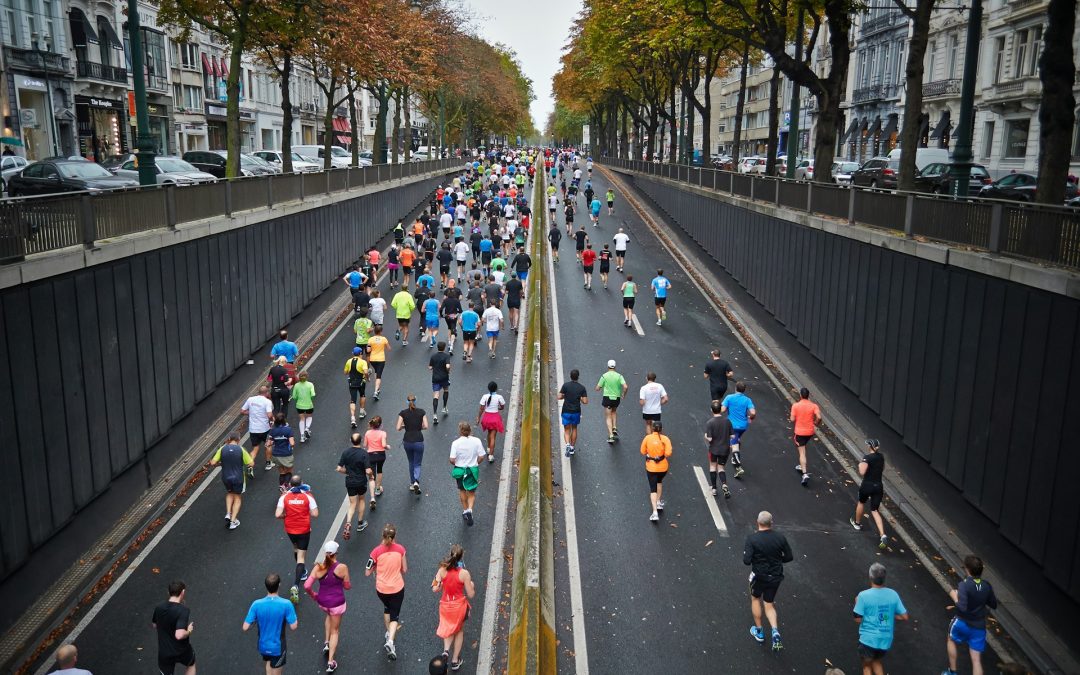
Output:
(0, 158), (459, 263)
(602, 157), (1080, 270)
(75, 60), (128, 83)
(923, 79), (962, 98)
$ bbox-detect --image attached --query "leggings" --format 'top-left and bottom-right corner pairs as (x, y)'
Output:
(403, 442), (424, 483)
(388, 265), (399, 284)
(271, 390), (290, 417)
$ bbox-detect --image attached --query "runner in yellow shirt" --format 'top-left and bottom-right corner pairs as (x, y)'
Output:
(367, 325), (391, 400)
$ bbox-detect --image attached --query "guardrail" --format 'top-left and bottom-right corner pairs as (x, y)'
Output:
(603, 157), (1080, 270)
(0, 158), (460, 264)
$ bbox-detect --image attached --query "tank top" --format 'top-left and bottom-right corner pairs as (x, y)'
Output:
(441, 566), (465, 601)
(623, 281), (637, 298)
(316, 562), (346, 608)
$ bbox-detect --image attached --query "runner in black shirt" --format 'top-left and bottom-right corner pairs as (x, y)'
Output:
(437, 242), (454, 289)
(573, 228), (588, 263)
(704, 400), (734, 498)
(396, 396), (428, 494)
(557, 369), (589, 456)
(704, 349), (734, 402)
(850, 439), (888, 549)
(152, 581), (196, 675)
(504, 273), (524, 332)
(744, 511), (793, 650)
(337, 432), (372, 538)
(441, 293), (462, 355)
(470, 229), (483, 261)
(598, 244), (612, 289)
(429, 342), (452, 421)
(548, 225), (562, 263)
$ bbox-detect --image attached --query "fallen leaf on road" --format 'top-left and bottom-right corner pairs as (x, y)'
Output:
(151, 567), (160, 574)
(705, 540), (713, 547)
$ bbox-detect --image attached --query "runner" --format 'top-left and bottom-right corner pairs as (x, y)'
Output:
(481, 303), (504, 359)
(396, 395), (429, 494)
(640, 421), (673, 522)
(242, 574), (298, 675)
(721, 382), (756, 478)
(744, 510), (793, 651)
(343, 265), (366, 296)
(849, 439), (888, 549)
(422, 291), (441, 349)
(581, 243), (596, 290)
(613, 228), (630, 272)
(441, 285), (462, 355)
(504, 272), (524, 332)
(704, 349), (734, 403)
(367, 325), (390, 401)
(429, 342), (452, 421)
(459, 302), (480, 363)
(437, 242), (453, 289)
(242, 386), (275, 475)
(367, 524), (408, 660)
(548, 193), (559, 223)
(638, 372), (669, 434)
(548, 221), (562, 264)
(853, 563), (909, 674)
(620, 274), (638, 327)
(268, 356), (293, 419)
(511, 246), (532, 284)
(564, 200), (576, 236)
(598, 244), (612, 288)
(353, 307), (374, 358)
(49, 645), (90, 675)
(369, 289), (387, 330)
(942, 555), (998, 675)
(606, 188), (615, 215)
(303, 542), (351, 673)
(390, 286), (416, 346)
(557, 369), (589, 457)
(595, 360), (628, 444)
(432, 544), (476, 671)
(789, 387), (822, 487)
(337, 432), (372, 540)
(210, 434), (253, 530)
(478, 234), (494, 276)
(650, 269), (672, 326)
(453, 238), (470, 281)
(399, 245), (416, 291)
(152, 581), (196, 675)
(705, 400), (734, 498)
(268, 413), (296, 491)
(275, 475), (319, 604)
(590, 195), (602, 227)
(450, 422), (486, 526)
(290, 371), (316, 443)
(364, 417), (389, 508)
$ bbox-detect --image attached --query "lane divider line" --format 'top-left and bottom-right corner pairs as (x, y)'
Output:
(692, 466), (729, 537)
(630, 314), (645, 337)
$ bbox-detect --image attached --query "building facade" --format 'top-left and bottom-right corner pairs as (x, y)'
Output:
(842, 7), (908, 163)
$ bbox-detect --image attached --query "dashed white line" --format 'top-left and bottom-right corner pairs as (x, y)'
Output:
(692, 466), (729, 537)
(630, 314), (645, 336)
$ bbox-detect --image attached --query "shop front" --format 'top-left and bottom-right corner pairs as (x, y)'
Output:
(126, 94), (172, 155)
(13, 75), (55, 160)
(76, 95), (128, 162)
(205, 102), (226, 149)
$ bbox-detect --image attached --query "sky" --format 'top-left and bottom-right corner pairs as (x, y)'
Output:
(458, 0), (581, 135)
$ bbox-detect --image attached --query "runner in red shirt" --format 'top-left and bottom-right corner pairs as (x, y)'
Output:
(275, 475), (320, 603)
(789, 387), (822, 487)
(581, 244), (597, 290)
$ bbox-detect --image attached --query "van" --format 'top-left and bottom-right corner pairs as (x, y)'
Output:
(886, 148), (949, 171)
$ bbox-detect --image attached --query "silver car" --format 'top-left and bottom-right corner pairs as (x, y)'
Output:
(832, 161), (861, 186)
(252, 150), (321, 173)
(114, 156), (217, 185)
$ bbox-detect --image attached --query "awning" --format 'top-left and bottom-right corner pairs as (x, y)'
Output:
(841, 116), (860, 144)
(929, 110), (951, 140)
(335, 134), (352, 145)
(868, 115), (883, 136)
(97, 17), (124, 51)
(201, 53), (214, 76)
(68, 8), (99, 47)
(219, 57), (229, 79)
(332, 116), (349, 132)
(0, 136), (23, 146)
(883, 113), (898, 136)
(918, 113), (929, 138)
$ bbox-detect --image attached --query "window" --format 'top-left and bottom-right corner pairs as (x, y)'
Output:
(5, 8), (18, 46)
(173, 82), (182, 105)
(982, 121), (995, 158)
(97, 16), (111, 66)
(142, 28), (167, 84)
(184, 84), (201, 109)
(1002, 118), (1029, 158)
(180, 42), (198, 69)
(946, 34), (959, 79)
(896, 43), (905, 83)
(1013, 26), (1042, 78)
(992, 36), (1006, 84)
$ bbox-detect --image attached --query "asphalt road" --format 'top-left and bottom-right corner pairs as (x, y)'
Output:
(547, 167), (996, 674)
(57, 244), (524, 673)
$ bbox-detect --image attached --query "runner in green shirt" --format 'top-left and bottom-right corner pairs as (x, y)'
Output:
(595, 360), (628, 444)
(605, 189), (615, 215)
(290, 372), (316, 443)
(390, 288), (417, 345)
(354, 310), (373, 350)
(621, 275), (638, 328)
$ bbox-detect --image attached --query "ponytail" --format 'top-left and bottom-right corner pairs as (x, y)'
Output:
(441, 544), (464, 570)
(407, 395), (416, 410)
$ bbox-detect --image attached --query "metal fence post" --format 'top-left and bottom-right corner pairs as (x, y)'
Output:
(224, 180), (233, 217)
(376, 165), (382, 183)
(847, 186), (856, 224)
(775, 179), (781, 205)
(300, 172), (306, 201)
(79, 194), (96, 246)
(903, 195), (915, 236)
(806, 181), (813, 213)
(988, 203), (1004, 252)
(266, 174), (274, 209)
(712, 169), (718, 191)
(165, 184), (177, 228)
(325, 171), (331, 195)
(750, 176), (755, 201)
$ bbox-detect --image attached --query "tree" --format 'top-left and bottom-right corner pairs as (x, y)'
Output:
(894, 0), (937, 191)
(1035, 0), (1077, 205)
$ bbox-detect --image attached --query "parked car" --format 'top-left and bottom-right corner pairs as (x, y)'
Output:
(0, 154), (29, 194)
(746, 157), (768, 175)
(912, 162), (992, 194)
(1068, 194), (1080, 208)
(251, 150), (321, 173)
(292, 144), (356, 168)
(886, 147), (950, 172)
(181, 151), (276, 178)
(6, 157), (139, 196)
(411, 152), (430, 162)
(978, 172), (1080, 202)
(794, 159), (814, 181)
(113, 156), (217, 185)
(850, 157), (900, 189)
(737, 156), (759, 174)
(831, 161), (861, 186)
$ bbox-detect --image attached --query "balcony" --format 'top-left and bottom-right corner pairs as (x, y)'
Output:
(860, 11), (905, 37)
(983, 76), (1041, 112)
(4, 46), (70, 75)
(145, 73), (170, 93)
(76, 61), (128, 84)
(852, 83), (899, 103)
(923, 78), (962, 98)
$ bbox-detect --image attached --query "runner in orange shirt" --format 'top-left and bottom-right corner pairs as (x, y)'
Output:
(640, 422), (673, 522)
(789, 387), (822, 487)
(399, 246), (416, 291)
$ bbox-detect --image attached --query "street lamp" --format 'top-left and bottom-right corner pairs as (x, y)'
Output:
(30, 32), (60, 156)
(126, 0), (157, 186)
(947, 0), (983, 198)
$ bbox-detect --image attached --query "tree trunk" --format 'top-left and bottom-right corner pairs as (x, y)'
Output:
(279, 52), (294, 173)
(373, 82), (388, 164)
(225, 38), (245, 178)
(668, 85), (678, 164)
(349, 86), (359, 167)
(811, 6), (852, 182)
(392, 89), (401, 164)
(403, 86), (411, 162)
(733, 43), (749, 165)
(897, 0), (936, 191)
(1035, 0), (1077, 205)
(701, 70), (712, 161)
(766, 68), (781, 175)
(321, 84), (336, 171)
(646, 108), (658, 161)
(685, 88), (696, 164)
(620, 105), (629, 159)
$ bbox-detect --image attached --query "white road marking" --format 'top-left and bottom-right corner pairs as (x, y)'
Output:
(630, 314), (645, 336)
(692, 466), (729, 537)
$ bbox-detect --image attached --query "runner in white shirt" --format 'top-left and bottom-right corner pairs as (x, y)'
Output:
(476, 381), (507, 461)
(440, 210), (453, 234)
(481, 304), (504, 359)
(638, 372), (670, 434)
(368, 289), (387, 327)
(450, 422), (486, 526)
(613, 228), (631, 272)
(453, 240), (471, 280)
(573, 168), (582, 181)
(455, 202), (468, 223)
(548, 194), (558, 219)
(242, 387), (276, 474)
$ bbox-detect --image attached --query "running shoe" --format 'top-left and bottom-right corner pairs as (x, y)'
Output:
(326, 660), (337, 672)
(749, 626), (764, 643)
(711, 486), (717, 496)
(656, 500), (665, 511)
(370, 498), (377, 510)
(794, 464), (802, 472)
(488, 454), (495, 464)
(300, 568), (309, 582)
(607, 435), (615, 444)
(357, 520), (368, 532)
(246, 466), (255, 479)
(343, 521), (352, 540)
(463, 353), (468, 361)
(734, 466), (745, 479)
(359, 408), (366, 419)
(568, 446), (575, 456)
(565, 444), (573, 457)
(649, 511), (659, 522)
(442, 408), (449, 417)
(226, 512), (232, 521)
(465, 511), (474, 526)
(411, 481), (420, 494)
(490, 352), (496, 359)
(450, 658), (464, 671)
(879, 535), (888, 550)
(289, 585), (299, 604)
(722, 485), (732, 499)
(849, 517), (862, 531)
(323, 642), (330, 656)
(661, 309), (667, 320)
(373, 390), (381, 400)
(401, 341), (408, 347)
(656, 320), (662, 326)
(375, 486), (383, 496)
(801, 473), (809, 487)
(229, 519), (240, 530)
(265, 461), (274, 471)
(395, 330), (401, 340)
(433, 416), (439, 426)
(771, 631), (783, 651)
(299, 433), (305, 444)
(462, 511), (469, 525)
(612, 427), (619, 438)
(384, 641), (397, 660)
(351, 419), (357, 430)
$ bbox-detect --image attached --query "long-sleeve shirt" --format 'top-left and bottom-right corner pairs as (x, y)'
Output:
(954, 576), (998, 628)
(742, 530), (794, 583)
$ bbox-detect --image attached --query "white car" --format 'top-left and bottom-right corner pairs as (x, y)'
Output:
(253, 150), (321, 173)
(292, 144), (356, 168)
(737, 156), (759, 174)
(831, 161), (861, 186)
(794, 159), (814, 181)
(747, 157), (768, 175)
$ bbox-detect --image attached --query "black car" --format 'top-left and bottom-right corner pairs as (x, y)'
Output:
(849, 157), (900, 190)
(911, 162), (993, 194)
(6, 157), (139, 197)
(182, 150), (275, 178)
(978, 172), (1080, 203)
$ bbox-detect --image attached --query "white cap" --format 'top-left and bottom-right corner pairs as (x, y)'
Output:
(324, 541), (339, 555)
(607, 359), (616, 369)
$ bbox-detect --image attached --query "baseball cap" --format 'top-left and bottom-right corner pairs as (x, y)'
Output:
(607, 359), (616, 368)
(324, 541), (339, 555)
(353, 347), (362, 355)
(865, 439), (880, 450)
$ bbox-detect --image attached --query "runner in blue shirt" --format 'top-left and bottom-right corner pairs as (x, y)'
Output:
(270, 330), (298, 364)
(422, 292), (441, 348)
(853, 563), (909, 673)
(243, 573), (298, 670)
(416, 270), (436, 291)
(460, 302), (481, 363)
(453, 223), (464, 242)
(442, 193), (453, 211)
(478, 236), (494, 276)
(343, 266), (366, 291)
(721, 381), (756, 478)
(650, 269), (672, 326)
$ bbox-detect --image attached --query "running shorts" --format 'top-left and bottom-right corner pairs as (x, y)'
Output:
(345, 479), (367, 497)
(377, 589), (405, 622)
(858, 643), (889, 661)
(262, 651), (287, 668)
(730, 427), (748, 445)
(583, 265), (594, 274)
(349, 384), (366, 402)
(709, 386), (728, 402)
(367, 452), (387, 475)
(425, 319), (439, 329)
(654, 297), (667, 307)
(432, 381), (449, 392)
(642, 413), (661, 422)
(794, 434), (813, 446)
(646, 470), (667, 493)
(506, 298), (521, 310)
(287, 531), (311, 551)
(599, 261), (610, 273)
(601, 397), (621, 409)
(622, 297), (636, 309)
(948, 618), (987, 652)
(462, 330), (477, 342)
(561, 412), (581, 427)
(296, 407), (313, 415)
(858, 482), (884, 511)
(615, 249), (626, 259)
(486, 330), (499, 339)
(223, 478), (245, 495)
(273, 454), (294, 469)
(397, 317), (410, 327)
(371, 361), (386, 377)
(708, 449), (730, 465)
(749, 576), (781, 603)
(158, 647), (196, 673)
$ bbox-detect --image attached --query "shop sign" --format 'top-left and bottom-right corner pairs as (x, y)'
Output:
(19, 77), (47, 91)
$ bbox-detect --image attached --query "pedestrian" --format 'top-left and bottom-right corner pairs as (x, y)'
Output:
(337, 432), (372, 540)
(640, 421), (673, 522)
(367, 523), (408, 661)
(242, 573), (298, 675)
(460, 301), (480, 363)
(854, 563), (909, 675)
(613, 228), (630, 272)
(638, 372), (669, 434)
(481, 303), (504, 359)
(304, 541), (351, 673)
(557, 369), (589, 457)
(789, 387), (821, 487)
(268, 356), (293, 420)
(704, 400), (734, 499)
(290, 371), (316, 443)
(620, 274), (638, 327)
(364, 416), (389, 509)
(703, 349), (733, 403)
(744, 510), (793, 651)
(344, 347), (369, 429)
(391, 286), (417, 346)
(268, 413), (296, 491)
(49, 644), (92, 675)
(595, 360), (628, 444)
(242, 385), (275, 475)
(942, 555), (998, 675)
(650, 269), (671, 325)
(477, 381), (506, 463)
(152, 580), (196, 675)
(275, 474), (319, 604)
(210, 434), (253, 530)
(581, 243), (596, 290)
(450, 421), (486, 525)
(849, 439), (888, 549)
(432, 544), (476, 671)
(721, 382), (756, 478)
(429, 341), (452, 421)
(397, 394), (429, 494)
